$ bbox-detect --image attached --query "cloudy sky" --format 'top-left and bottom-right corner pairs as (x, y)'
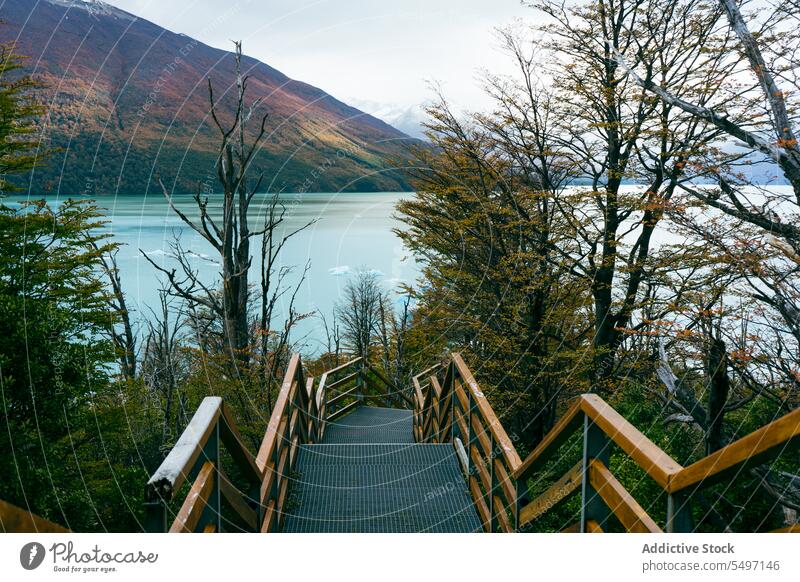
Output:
(103, 0), (532, 134)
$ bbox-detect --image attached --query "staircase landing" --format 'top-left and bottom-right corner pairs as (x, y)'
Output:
(281, 406), (481, 533)
(321, 406), (414, 444)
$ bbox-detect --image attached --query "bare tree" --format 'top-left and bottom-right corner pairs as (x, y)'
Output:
(257, 193), (314, 405)
(336, 270), (386, 361)
(318, 310), (342, 366)
(614, 1), (800, 379)
(144, 41), (268, 366)
(141, 290), (188, 445)
(96, 246), (137, 380)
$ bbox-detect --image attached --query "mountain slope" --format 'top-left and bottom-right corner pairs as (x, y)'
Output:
(0, 0), (416, 195)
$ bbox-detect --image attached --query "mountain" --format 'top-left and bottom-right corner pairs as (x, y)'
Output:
(0, 0), (417, 195)
(347, 99), (430, 140)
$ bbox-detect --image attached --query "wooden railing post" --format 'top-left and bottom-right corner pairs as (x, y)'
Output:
(197, 421), (221, 532)
(445, 367), (455, 443)
(488, 431), (497, 532)
(467, 384), (476, 486)
(666, 491), (693, 533)
(356, 359), (365, 404)
(143, 499), (166, 533)
(580, 415), (610, 532)
(514, 478), (528, 532)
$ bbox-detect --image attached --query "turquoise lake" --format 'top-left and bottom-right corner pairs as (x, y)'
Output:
(9, 192), (420, 353)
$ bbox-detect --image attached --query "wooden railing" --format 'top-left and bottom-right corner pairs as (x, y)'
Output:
(145, 353), (411, 532)
(145, 353), (313, 533)
(414, 353), (800, 533)
(144, 396), (262, 532)
(412, 363), (441, 442)
(414, 354), (521, 531)
(319, 357), (412, 434)
(318, 357), (365, 428)
(255, 353), (315, 532)
(0, 499), (70, 533)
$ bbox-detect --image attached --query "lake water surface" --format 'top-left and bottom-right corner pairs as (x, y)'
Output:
(11, 192), (420, 352)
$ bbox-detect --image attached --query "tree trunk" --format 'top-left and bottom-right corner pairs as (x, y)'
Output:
(705, 334), (731, 455)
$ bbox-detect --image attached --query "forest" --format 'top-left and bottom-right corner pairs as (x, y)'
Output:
(1, 0), (799, 532)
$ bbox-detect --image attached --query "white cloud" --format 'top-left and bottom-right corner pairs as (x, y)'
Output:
(103, 0), (530, 115)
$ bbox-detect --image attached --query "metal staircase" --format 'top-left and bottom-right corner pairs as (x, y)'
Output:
(133, 353), (800, 534)
(5, 352), (798, 533)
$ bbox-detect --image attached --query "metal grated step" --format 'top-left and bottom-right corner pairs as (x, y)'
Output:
(322, 406), (414, 444)
(295, 443), (455, 465)
(281, 406), (482, 533)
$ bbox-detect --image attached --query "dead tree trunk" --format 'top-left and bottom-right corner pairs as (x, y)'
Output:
(97, 247), (137, 380)
(144, 41), (269, 367)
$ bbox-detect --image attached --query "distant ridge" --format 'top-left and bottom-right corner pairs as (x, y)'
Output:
(1, 0), (417, 195)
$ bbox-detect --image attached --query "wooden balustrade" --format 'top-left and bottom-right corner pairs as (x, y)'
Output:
(145, 396), (262, 533)
(145, 353), (410, 533)
(255, 353), (314, 532)
(0, 499), (70, 533)
(365, 363), (414, 408)
(145, 354), (312, 533)
(414, 354), (521, 532)
(412, 363), (440, 442)
(318, 357), (364, 426)
(143, 349), (799, 533)
(414, 352), (800, 534)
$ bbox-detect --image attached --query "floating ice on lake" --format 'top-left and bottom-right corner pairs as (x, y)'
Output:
(328, 265), (351, 276)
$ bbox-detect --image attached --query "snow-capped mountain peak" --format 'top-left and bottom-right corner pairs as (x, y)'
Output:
(45, 0), (136, 21)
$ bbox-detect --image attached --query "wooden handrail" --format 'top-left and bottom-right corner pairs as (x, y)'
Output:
(415, 353), (525, 531)
(327, 370), (360, 391)
(413, 362), (442, 382)
(146, 397), (223, 502)
(452, 353), (522, 471)
(256, 353), (312, 532)
(219, 404), (261, 485)
(513, 395), (683, 489)
(581, 395), (683, 489)
(412, 375), (425, 410)
(413, 353), (800, 533)
(219, 469), (258, 530)
(669, 406), (800, 493)
(256, 353), (301, 473)
(145, 396), (262, 533)
(322, 356), (363, 377)
(0, 499), (70, 533)
(316, 357), (362, 429)
(170, 461), (216, 533)
(588, 459), (661, 533)
(519, 462), (582, 526)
